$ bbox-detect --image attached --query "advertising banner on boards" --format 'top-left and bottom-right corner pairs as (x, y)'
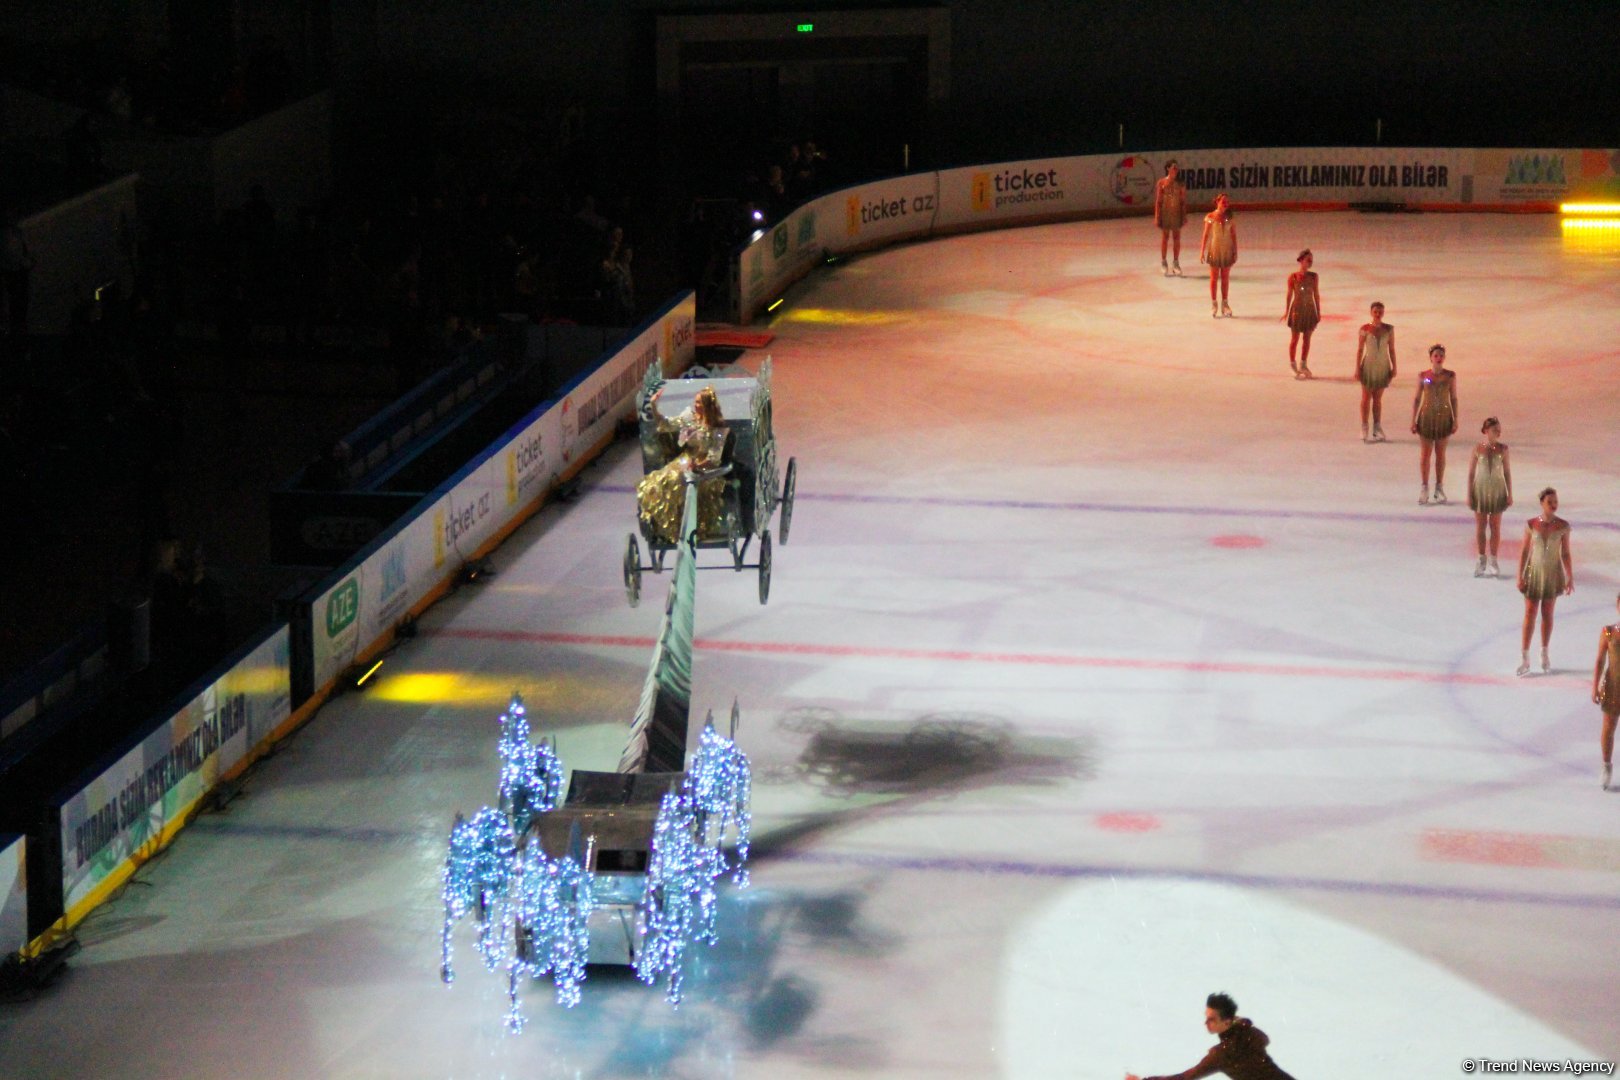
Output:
(1107, 147), (1470, 207)
(1, 834), (24, 957)
(1472, 148), (1620, 205)
(738, 199), (829, 326)
(833, 173), (942, 252)
(935, 155), (1113, 233)
(56, 628), (291, 917)
(307, 293), (698, 693)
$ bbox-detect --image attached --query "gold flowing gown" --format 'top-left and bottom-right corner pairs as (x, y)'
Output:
(637, 406), (729, 544)
(1156, 179), (1186, 230)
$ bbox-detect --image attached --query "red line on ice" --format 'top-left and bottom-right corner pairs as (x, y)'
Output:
(433, 628), (1516, 686)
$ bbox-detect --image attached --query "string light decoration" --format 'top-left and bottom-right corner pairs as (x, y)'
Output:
(440, 807), (516, 986)
(488, 843), (596, 1031)
(496, 694), (564, 835)
(635, 790), (724, 1005)
(687, 714), (753, 886)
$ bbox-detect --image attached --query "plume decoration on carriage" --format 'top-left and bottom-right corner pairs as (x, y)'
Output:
(751, 357), (780, 523)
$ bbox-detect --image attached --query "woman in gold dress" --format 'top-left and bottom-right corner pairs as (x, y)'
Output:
(1516, 487), (1574, 677)
(1281, 249), (1321, 378)
(636, 385), (729, 544)
(1198, 193), (1237, 317)
(1409, 344), (1457, 504)
(1592, 592), (1620, 790)
(1353, 301), (1397, 441)
(1465, 417), (1512, 578)
(1153, 160), (1187, 276)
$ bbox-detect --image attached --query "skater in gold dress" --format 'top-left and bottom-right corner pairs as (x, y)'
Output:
(1281, 249), (1321, 378)
(1592, 593), (1620, 790)
(1516, 487), (1573, 677)
(1153, 161), (1187, 275)
(1198, 193), (1237, 317)
(1409, 344), (1457, 504)
(1353, 301), (1397, 441)
(636, 385), (729, 544)
(1465, 417), (1512, 577)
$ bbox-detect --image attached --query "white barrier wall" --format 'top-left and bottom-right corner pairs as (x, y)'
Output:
(56, 627), (292, 921)
(735, 145), (1620, 321)
(308, 293), (698, 692)
(1, 834), (24, 958)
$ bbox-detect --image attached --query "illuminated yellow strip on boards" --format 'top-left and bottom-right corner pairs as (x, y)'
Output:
(1559, 202), (1620, 215)
(1560, 217), (1620, 230)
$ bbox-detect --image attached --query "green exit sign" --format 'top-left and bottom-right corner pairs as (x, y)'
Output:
(796, 23), (813, 32)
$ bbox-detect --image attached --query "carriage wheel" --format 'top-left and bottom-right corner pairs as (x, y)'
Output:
(779, 457), (797, 544)
(758, 530), (772, 604)
(624, 534), (642, 607)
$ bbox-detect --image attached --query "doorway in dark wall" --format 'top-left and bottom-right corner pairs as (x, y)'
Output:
(680, 64), (781, 195)
(808, 58), (918, 185)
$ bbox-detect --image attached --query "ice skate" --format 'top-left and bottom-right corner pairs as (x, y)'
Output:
(1162, 259), (1170, 276)
(1432, 485), (1446, 504)
(1360, 422), (1369, 443)
(1603, 762), (1612, 791)
(1171, 260), (1182, 276)
(1540, 647), (1550, 674)
(1488, 557), (1499, 577)
(1419, 484), (1429, 505)
(1372, 424), (1387, 442)
(1516, 653), (1530, 677)
(1474, 556), (1487, 578)
(1212, 302), (1219, 318)
(1220, 302), (1232, 318)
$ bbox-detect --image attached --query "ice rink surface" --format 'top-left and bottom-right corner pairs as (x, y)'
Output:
(4, 212), (1620, 1078)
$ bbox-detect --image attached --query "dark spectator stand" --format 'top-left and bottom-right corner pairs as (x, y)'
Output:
(269, 317), (628, 568)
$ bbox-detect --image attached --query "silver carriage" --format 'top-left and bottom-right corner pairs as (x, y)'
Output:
(623, 358), (796, 605)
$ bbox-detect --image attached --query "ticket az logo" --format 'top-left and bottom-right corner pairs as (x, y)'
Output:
(846, 191), (937, 236)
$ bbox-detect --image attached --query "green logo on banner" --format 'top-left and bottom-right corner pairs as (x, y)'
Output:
(796, 211), (816, 247)
(772, 225), (789, 259)
(326, 579), (360, 637)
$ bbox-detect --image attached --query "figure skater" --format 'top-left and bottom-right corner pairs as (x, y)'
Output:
(635, 385), (728, 544)
(1593, 593), (1620, 790)
(1281, 249), (1320, 378)
(1410, 344), (1457, 504)
(1466, 417), (1512, 577)
(1517, 487), (1573, 677)
(1354, 301), (1396, 441)
(1126, 992), (1297, 1080)
(1154, 160), (1187, 276)
(1199, 193), (1237, 317)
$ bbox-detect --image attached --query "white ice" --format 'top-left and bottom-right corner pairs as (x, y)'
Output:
(3, 212), (1619, 1079)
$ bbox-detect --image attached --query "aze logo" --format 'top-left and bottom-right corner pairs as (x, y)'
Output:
(772, 224), (789, 258)
(325, 579), (359, 638)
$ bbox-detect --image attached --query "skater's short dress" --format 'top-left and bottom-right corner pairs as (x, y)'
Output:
(1599, 627), (1620, 715)
(1156, 179), (1186, 230)
(1414, 369), (1456, 440)
(1203, 214), (1236, 268)
(1519, 520), (1568, 601)
(1285, 271), (1319, 333)
(1469, 444), (1510, 515)
(1358, 324), (1394, 391)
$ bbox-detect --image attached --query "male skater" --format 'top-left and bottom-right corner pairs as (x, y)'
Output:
(1126, 992), (1298, 1080)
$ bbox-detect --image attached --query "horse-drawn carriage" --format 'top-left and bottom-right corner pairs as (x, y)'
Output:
(623, 359), (796, 605)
